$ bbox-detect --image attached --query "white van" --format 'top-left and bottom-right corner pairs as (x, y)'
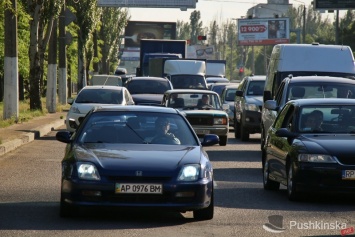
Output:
(263, 43), (355, 102)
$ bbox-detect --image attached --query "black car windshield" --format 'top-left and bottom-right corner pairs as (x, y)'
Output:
(75, 89), (123, 104)
(298, 105), (355, 133)
(247, 81), (265, 96)
(167, 93), (221, 110)
(78, 111), (198, 145)
(287, 84), (355, 101)
(127, 80), (171, 94)
(170, 75), (207, 89)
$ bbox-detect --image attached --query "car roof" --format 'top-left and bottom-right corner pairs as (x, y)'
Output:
(244, 75), (266, 81)
(284, 75), (355, 84)
(92, 105), (179, 114)
(224, 84), (240, 89)
(290, 98), (355, 107)
(130, 76), (169, 81)
(81, 85), (124, 91)
(165, 89), (220, 95)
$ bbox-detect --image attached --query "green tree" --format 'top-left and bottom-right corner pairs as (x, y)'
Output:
(67, 0), (101, 91)
(176, 20), (191, 41)
(98, 7), (129, 74)
(189, 10), (202, 45)
(21, 0), (64, 110)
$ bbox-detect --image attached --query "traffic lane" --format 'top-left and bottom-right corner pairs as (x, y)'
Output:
(0, 130), (354, 237)
(209, 132), (355, 209)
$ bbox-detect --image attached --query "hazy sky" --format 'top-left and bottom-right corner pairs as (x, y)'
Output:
(126, 0), (335, 27)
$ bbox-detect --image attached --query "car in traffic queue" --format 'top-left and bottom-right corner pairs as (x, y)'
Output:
(220, 84), (240, 128)
(261, 75), (355, 152)
(162, 89), (229, 146)
(65, 85), (135, 132)
(124, 76), (173, 106)
(263, 98), (355, 201)
(56, 105), (219, 220)
(234, 75), (266, 141)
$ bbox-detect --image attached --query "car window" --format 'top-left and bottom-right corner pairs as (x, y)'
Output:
(298, 105), (355, 133)
(247, 81), (265, 95)
(167, 93), (221, 110)
(78, 111), (199, 145)
(127, 80), (171, 94)
(75, 89), (122, 104)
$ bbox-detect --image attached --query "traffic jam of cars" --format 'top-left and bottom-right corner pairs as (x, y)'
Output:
(59, 42), (355, 220)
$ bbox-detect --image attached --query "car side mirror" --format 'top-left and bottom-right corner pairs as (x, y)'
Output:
(263, 90), (272, 102)
(236, 90), (243, 97)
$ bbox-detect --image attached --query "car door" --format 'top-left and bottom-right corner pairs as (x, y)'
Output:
(267, 103), (296, 182)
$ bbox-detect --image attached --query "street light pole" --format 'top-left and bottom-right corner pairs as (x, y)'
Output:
(303, 4), (306, 43)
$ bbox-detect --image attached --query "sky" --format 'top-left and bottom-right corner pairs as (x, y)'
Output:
(127, 0), (333, 27)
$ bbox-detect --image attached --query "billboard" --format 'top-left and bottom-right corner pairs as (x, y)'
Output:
(187, 45), (216, 60)
(313, 0), (355, 10)
(98, 0), (197, 8)
(237, 18), (290, 46)
(124, 21), (176, 48)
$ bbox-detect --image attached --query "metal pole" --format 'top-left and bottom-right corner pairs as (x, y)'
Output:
(303, 5), (306, 43)
(335, 10), (339, 45)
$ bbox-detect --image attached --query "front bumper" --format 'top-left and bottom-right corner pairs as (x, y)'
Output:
(61, 178), (213, 211)
(241, 110), (261, 132)
(294, 163), (355, 194)
(192, 126), (229, 137)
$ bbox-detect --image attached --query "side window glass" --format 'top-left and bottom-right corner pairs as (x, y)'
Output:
(275, 82), (285, 105)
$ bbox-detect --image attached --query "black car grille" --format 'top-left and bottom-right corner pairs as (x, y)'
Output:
(186, 116), (214, 126)
(107, 176), (172, 182)
(337, 155), (355, 165)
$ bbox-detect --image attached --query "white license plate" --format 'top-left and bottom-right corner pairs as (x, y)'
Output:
(342, 170), (355, 180)
(195, 129), (210, 135)
(115, 183), (162, 194)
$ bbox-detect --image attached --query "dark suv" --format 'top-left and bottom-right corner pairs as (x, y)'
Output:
(234, 75), (266, 141)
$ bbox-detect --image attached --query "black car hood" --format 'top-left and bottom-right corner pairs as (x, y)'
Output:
(132, 94), (163, 105)
(73, 144), (203, 175)
(300, 134), (355, 155)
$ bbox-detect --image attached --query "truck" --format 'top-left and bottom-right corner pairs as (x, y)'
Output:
(149, 58), (207, 89)
(137, 39), (187, 76)
(206, 60), (226, 78)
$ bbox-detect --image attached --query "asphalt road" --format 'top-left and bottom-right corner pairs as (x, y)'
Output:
(0, 128), (354, 237)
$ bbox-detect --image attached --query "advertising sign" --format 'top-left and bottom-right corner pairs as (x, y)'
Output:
(314, 0), (355, 10)
(187, 45), (216, 60)
(237, 18), (290, 46)
(98, 0), (196, 8)
(124, 21), (176, 48)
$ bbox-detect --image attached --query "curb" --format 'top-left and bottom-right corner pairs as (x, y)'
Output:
(0, 118), (65, 157)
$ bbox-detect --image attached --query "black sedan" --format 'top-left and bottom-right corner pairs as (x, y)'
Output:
(263, 98), (355, 201)
(56, 105), (219, 220)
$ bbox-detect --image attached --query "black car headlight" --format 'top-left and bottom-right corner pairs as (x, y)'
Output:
(298, 154), (337, 163)
(177, 165), (200, 181)
(77, 163), (101, 180)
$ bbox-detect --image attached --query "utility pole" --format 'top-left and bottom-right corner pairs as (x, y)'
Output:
(46, 19), (57, 113)
(58, 2), (68, 104)
(335, 10), (339, 45)
(302, 5), (306, 43)
(4, 0), (19, 120)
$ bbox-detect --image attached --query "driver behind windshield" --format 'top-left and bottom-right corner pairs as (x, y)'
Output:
(151, 118), (181, 145)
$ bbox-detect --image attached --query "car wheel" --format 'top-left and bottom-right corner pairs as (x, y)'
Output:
(240, 121), (249, 141)
(261, 149), (266, 172)
(193, 191), (214, 220)
(60, 198), (72, 218)
(263, 161), (280, 190)
(260, 125), (265, 150)
(234, 120), (241, 139)
(287, 163), (301, 201)
(219, 135), (227, 146)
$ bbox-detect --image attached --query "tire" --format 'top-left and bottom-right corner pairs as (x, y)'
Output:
(219, 135), (227, 146)
(60, 198), (72, 218)
(234, 120), (241, 139)
(287, 163), (302, 201)
(260, 125), (265, 151)
(193, 191), (214, 220)
(263, 161), (280, 190)
(240, 121), (249, 141)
